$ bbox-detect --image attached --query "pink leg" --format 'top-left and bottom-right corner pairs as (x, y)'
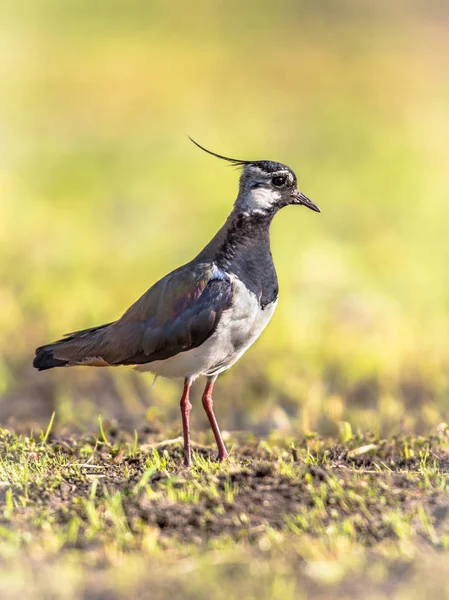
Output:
(180, 378), (193, 467)
(202, 377), (229, 462)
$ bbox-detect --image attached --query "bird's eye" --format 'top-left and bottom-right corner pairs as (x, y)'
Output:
(272, 175), (287, 187)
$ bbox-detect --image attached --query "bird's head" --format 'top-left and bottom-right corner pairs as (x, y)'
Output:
(189, 137), (320, 216)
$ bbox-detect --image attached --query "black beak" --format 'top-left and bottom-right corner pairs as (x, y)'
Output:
(291, 190), (321, 213)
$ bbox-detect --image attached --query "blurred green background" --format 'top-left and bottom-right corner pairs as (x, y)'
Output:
(1, 0), (449, 437)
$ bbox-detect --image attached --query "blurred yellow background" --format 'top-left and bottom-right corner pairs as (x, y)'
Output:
(1, 0), (449, 437)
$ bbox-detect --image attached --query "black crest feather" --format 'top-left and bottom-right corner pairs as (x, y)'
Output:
(188, 137), (252, 166)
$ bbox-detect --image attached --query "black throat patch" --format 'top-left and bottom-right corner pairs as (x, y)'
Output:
(215, 212), (279, 309)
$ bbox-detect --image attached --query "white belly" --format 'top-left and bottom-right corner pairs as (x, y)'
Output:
(136, 278), (277, 379)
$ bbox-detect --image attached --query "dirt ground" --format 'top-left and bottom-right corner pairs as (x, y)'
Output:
(1, 427), (449, 599)
(45, 434), (448, 544)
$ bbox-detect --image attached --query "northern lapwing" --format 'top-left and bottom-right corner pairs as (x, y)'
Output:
(33, 139), (320, 466)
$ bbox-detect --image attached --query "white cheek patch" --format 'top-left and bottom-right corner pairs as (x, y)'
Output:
(243, 188), (281, 213)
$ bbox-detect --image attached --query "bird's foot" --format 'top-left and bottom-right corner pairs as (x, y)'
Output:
(217, 449), (229, 463)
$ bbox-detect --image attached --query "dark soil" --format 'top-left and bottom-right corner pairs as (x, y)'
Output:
(2, 429), (449, 600)
(5, 429), (447, 547)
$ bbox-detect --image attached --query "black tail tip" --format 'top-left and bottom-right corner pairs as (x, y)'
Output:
(33, 349), (68, 371)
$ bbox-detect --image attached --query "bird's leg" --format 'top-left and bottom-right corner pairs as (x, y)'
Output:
(201, 376), (229, 462)
(180, 378), (193, 467)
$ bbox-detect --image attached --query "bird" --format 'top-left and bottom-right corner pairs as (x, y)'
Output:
(33, 138), (320, 467)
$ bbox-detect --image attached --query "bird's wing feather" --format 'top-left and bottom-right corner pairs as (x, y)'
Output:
(45, 262), (234, 367)
(112, 262), (234, 365)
